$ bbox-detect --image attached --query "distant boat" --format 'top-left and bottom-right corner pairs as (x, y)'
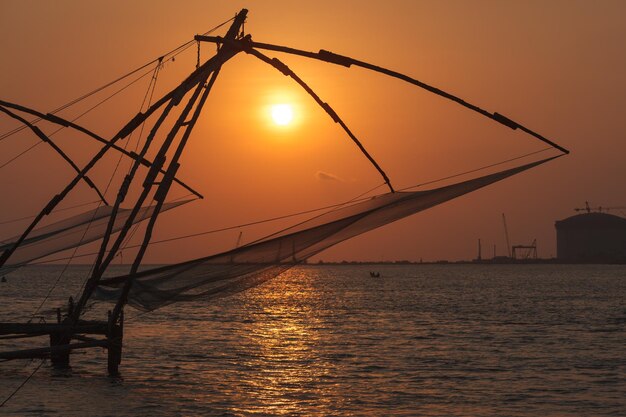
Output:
(0, 8), (568, 375)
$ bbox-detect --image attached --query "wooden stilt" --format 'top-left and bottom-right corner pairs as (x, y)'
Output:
(49, 331), (70, 367)
(107, 310), (123, 376)
(0, 11), (250, 376)
(50, 306), (69, 367)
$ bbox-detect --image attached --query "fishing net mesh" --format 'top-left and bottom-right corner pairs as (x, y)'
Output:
(96, 158), (552, 310)
(0, 200), (189, 275)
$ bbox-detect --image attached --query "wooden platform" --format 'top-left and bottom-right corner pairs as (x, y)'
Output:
(0, 313), (123, 375)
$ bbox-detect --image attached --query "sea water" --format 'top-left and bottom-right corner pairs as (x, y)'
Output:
(0, 264), (624, 416)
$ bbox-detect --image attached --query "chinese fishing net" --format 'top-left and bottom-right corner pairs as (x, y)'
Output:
(96, 157), (555, 311)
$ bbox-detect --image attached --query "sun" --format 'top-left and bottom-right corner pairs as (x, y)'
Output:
(271, 104), (294, 126)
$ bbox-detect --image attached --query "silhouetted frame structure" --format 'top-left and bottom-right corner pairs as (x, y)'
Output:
(0, 9), (569, 375)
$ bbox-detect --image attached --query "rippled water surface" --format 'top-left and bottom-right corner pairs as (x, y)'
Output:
(1, 264), (625, 416)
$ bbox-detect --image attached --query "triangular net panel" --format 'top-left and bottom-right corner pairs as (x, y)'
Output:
(96, 158), (552, 311)
(0, 200), (190, 275)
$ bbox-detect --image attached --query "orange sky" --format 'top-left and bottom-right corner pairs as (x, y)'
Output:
(1, 0), (625, 263)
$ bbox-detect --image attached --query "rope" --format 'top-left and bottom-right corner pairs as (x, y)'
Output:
(28, 186), (384, 266)
(103, 61), (163, 198)
(138, 148), (552, 248)
(71, 17), (237, 312)
(97, 64), (163, 267)
(0, 15), (238, 410)
(0, 15), (236, 143)
(399, 147), (552, 191)
(0, 65), (157, 170)
(0, 16), (235, 170)
(0, 200), (100, 226)
(0, 359), (45, 408)
(27, 196), (106, 321)
(0, 60), (158, 142)
(240, 182), (389, 248)
(22, 146), (550, 268)
(115, 195), (198, 258)
(114, 63), (164, 259)
(133, 61), (162, 155)
(0, 141), (43, 170)
(125, 307), (152, 322)
(122, 184), (385, 324)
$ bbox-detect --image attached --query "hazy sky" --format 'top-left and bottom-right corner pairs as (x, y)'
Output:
(1, 0), (625, 263)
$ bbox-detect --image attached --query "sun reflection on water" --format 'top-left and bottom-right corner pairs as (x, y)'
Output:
(232, 269), (339, 415)
(3, 265), (625, 416)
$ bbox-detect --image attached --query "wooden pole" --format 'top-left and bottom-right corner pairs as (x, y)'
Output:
(107, 9), (249, 328)
(0, 340), (108, 361)
(107, 310), (123, 375)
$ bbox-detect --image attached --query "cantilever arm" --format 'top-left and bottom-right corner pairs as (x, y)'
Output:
(243, 47), (395, 192)
(0, 46), (232, 270)
(0, 105), (109, 205)
(0, 100), (203, 200)
(195, 35), (569, 155)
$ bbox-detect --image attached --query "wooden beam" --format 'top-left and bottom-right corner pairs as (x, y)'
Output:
(194, 35), (569, 155)
(0, 322), (107, 336)
(0, 340), (108, 360)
